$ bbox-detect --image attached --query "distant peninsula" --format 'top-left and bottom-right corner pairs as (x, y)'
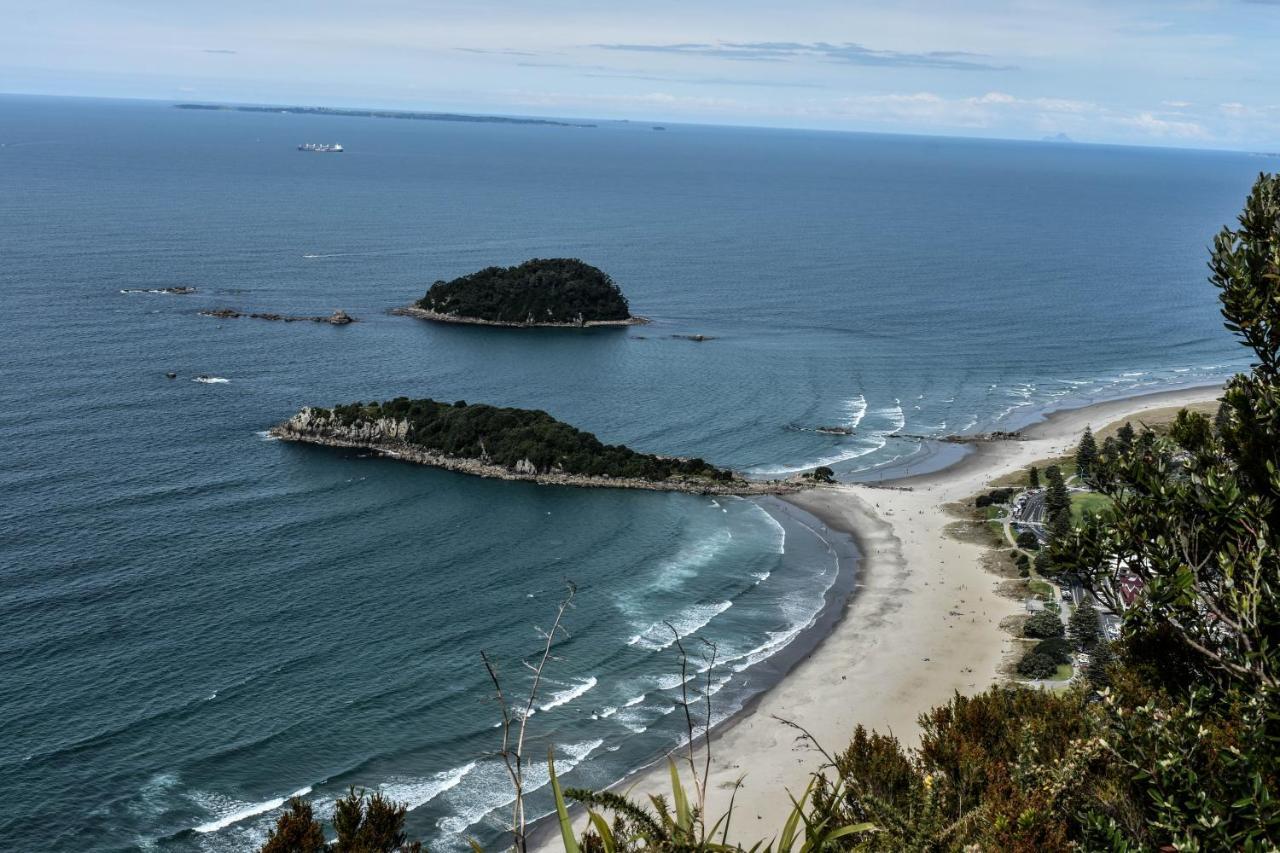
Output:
(395, 258), (646, 328)
(270, 397), (793, 494)
(173, 103), (594, 128)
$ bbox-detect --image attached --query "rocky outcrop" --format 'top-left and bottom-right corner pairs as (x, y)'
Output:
(941, 430), (1022, 444)
(269, 408), (804, 495)
(121, 286), (197, 295)
(201, 309), (355, 324)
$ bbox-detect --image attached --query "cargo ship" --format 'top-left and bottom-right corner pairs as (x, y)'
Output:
(297, 143), (344, 152)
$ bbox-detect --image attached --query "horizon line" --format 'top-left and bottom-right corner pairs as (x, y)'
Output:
(2, 90), (1274, 158)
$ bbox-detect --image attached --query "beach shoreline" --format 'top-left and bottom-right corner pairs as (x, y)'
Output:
(530, 382), (1224, 850)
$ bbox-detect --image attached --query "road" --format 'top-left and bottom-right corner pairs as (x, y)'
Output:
(1013, 489), (1050, 544)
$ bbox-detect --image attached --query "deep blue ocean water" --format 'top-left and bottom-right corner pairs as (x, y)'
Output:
(0, 95), (1264, 851)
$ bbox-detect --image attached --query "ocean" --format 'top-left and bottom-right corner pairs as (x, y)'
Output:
(0, 95), (1263, 851)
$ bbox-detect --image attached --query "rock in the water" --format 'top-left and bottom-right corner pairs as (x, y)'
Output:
(199, 308), (357, 325)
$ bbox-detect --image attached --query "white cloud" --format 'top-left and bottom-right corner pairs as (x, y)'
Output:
(1116, 111), (1208, 138)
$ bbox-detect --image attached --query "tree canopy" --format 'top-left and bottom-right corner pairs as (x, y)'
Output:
(416, 258), (631, 324)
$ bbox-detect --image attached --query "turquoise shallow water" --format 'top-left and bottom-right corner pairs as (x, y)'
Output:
(0, 95), (1263, 851)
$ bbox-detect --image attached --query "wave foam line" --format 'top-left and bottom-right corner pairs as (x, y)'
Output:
(643, 529), (733, 594)
(193, 786), (312, 833)
(379, 762), (476, 811)
(540, 676), (598, 712)
(843, 394), (868, 430)
(750, 503), (787, 554)
(436, 741), (603, 837)
(884, 399), (906, 434)
(628, 601), (732, 651)
(748, 432), (888, 476)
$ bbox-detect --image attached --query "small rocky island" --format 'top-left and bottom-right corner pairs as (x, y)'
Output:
(270, 397), (797, 494)
(394, 258), (645, 327)
(200, 308), (354, 325)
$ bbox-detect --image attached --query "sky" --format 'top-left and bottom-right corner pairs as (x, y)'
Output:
(2, 0), (1279, 149)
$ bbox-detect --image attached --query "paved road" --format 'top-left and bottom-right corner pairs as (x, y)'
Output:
(1013, 490), (1050, 544)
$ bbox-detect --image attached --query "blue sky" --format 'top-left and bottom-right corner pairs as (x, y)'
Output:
(3, 0), (1278, 149)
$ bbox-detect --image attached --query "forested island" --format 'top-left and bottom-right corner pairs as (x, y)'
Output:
(270, 397), (790, 493)
(396, 258), (644, 327)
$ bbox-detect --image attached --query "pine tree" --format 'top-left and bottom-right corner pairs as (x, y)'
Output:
(1050, 508), (1072, 543)
(1116, 421), (1136, 451)
(1087, 640), (1115, 691)
(1027, 465), (1040, 489)
(1044, 464), (1068, 513)
(261, 799), (326, 853)
(1042, 465), (1073, 543)
(1069, 599), (1100, 650)
(262, 789), (423, 853)
(1076, 426), (1099, 480)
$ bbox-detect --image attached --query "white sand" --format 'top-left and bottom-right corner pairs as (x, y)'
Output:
(540, 384), (1223, 847)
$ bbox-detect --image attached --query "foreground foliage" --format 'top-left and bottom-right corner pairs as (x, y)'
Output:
(418, 258), (632, 324)
(261, 788), (422, 853)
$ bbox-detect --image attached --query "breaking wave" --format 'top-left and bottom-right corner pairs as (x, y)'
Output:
(379, 762), (476, 811)
(627, 601), (733, 651)
(191, 785), (312, 833)
(540, 676), (598, 712)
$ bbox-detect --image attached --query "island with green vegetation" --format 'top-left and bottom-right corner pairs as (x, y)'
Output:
(270, 397), (793, 494)
(393, 258), (645, 327)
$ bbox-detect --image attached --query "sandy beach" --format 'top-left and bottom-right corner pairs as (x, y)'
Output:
(540, 383), (1225, 846)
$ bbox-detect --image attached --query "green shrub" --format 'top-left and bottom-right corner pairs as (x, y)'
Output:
(1016, 650), (1059, 679)
(1024, 611), (1065, 638)
(1033, 636), (1074, 664)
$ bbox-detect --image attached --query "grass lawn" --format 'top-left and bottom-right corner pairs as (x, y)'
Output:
(1054, 664), (1074, 681)
(1029, 578), (1055, 599)
(1071, 491), (1114, 523)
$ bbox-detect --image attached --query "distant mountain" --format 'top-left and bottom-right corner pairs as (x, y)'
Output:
(1042, 132), (1074, 143)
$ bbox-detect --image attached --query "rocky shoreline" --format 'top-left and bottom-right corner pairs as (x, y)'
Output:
(391, 306), (648, 328)
(269, 410), (802, 495)
(940, 430), (1023, 444)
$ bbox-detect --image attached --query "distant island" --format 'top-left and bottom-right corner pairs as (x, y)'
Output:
(395, 258), (645, 327)
(270, 397), (792, 494)
(174, 103), (594, 128)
